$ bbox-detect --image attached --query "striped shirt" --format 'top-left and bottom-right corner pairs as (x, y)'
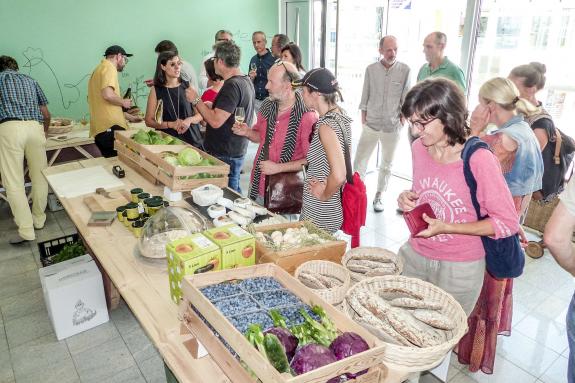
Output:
(300, 110), (352, 233)
(0, 70), (48, 122)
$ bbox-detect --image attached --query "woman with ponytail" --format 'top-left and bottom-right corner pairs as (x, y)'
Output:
(457, 77), (543, 374)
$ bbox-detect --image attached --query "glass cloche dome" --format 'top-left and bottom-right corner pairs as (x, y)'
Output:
(138, 206), (207, 259)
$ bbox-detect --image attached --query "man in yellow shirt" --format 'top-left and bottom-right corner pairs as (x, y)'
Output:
(88, 45), (140, 157)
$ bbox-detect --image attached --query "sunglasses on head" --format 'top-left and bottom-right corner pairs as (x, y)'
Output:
(274, 59), (296, 83)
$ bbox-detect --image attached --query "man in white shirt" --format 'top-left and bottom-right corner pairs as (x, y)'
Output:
(198, 30), (233, 92)
(154, 40), (198, 90)
(354, 36), (411, 212)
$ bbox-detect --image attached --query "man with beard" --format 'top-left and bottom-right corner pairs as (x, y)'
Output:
(353, 36), (411, 212)
(232, 60), (317, 204)
(88, 45), (141, 157)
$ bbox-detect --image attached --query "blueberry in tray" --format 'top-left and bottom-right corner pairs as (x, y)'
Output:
(213, 294), (260, 317)
(239, 277), (284, 294)
(252, 289), (302, 310)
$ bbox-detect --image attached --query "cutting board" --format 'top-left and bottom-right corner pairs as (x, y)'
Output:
(83, 190), (132, 212)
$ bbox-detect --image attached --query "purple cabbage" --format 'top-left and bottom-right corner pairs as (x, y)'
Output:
(290, 343), (337, 375)
(329, 332), (370, 379)
(264, 327), (299, 361)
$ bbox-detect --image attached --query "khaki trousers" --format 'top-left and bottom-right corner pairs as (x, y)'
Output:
(0, 120), (48, 240)
(398, 242), (485, 315)
(353, 124), (401, 195)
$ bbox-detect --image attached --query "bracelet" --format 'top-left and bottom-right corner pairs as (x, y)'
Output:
(191, 96), (202, 106)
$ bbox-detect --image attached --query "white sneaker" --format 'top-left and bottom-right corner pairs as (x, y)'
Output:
(373, 198), (384, 212)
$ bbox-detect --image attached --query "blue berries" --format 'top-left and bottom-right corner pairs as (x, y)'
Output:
(239, 277), (284, 293)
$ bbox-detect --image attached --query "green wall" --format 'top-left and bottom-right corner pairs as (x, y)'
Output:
(1, 0), (279, 119)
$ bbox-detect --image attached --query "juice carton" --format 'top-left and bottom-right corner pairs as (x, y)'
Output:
(203, 224), (255, 270)
(166, 233), (221, 303)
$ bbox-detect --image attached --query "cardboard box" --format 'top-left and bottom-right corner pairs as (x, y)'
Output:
(39, 254), (109, 340)
(254, 221), (347, 275)
(203, 224), (255, 270)
(166, 233), (221, 303)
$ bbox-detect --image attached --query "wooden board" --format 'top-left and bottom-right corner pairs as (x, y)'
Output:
(253, 222), (347, 275)
(83, 189), (132, 212)
(180, 263), (387, 383)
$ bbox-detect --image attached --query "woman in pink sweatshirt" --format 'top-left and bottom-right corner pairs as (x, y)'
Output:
(397, 78), (519, 316)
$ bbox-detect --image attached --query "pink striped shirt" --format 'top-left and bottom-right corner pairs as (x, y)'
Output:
(251, 109), (317, 197)
(409, 139), (519, 262)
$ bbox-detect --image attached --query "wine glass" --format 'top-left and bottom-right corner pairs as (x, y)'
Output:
(235, 107), (246, 124)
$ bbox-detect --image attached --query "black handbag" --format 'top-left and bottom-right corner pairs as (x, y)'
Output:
(462, 137), (525, 279)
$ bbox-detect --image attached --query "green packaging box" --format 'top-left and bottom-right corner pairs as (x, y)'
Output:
(166, 233), (221, 303)
(203, 224), (255, 270)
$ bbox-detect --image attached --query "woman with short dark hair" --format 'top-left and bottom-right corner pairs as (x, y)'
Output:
(200, 58), (223, 107)
(144, 51), (203, 148)
(397, 78), (519, 316)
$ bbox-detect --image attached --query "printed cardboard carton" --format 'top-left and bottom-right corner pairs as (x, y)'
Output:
(203, 224), (255, 270)
(166, 233), (221, 303)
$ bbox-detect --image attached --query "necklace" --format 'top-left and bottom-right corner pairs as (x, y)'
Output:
(166, 85), (180, 121)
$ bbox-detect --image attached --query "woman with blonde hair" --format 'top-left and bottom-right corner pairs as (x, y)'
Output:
(457, 77), (543, 374)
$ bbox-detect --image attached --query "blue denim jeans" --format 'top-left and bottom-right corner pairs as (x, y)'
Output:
(217, 155), (244, 194)
(568, 293), (575, 383)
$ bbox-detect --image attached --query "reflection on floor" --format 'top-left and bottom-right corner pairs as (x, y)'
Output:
(0, 160), (571, 382)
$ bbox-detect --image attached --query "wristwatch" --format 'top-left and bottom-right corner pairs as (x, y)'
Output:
(191, 96), (202, 106)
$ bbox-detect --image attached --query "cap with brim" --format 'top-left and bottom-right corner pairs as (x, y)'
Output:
(104, 45), (133, 57)
(292, 67), (343, 101)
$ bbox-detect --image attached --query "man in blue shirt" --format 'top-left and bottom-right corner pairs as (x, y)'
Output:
(0, 55), (51, 244)
(248, 31), (275, 112)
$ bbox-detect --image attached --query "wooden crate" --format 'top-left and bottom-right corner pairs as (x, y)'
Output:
(180, 263), (386, 383)
(114, 129), (229, 191)
(253, 221), (347, 275)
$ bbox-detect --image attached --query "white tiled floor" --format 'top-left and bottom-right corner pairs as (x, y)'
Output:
(0, 155), (573, 382)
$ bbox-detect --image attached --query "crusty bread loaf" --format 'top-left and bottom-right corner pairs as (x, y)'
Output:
(412, 309), (456, 331)
(346, 292), (412, 346)
(378, 287), (425, 301)
(390, 297), (443, 310)
(386, 308), (444, 347)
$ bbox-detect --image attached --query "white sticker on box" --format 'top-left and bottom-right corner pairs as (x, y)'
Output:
(137, 203), (145, 214)
(228, 225), (250, 238)
(192, 235), (215, 249)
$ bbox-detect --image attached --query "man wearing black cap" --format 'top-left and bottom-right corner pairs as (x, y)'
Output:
(88, 45), (141, 157)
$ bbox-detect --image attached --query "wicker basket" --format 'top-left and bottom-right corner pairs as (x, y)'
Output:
(523, 196), (559, 233)
(342, 247), (403, 282)
(343, 275), (468, 372)
(47, 118), (73, 136)
(294, 260), (351, 305)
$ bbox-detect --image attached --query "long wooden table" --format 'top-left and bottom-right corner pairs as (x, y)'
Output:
(42, 157), (415, 383)
(43, 157), (229, 383)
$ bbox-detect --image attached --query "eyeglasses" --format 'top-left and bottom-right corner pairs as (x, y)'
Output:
(122, 55), (129, 64)
(408, 117), (438, 131)
(274, 59), (296, 82)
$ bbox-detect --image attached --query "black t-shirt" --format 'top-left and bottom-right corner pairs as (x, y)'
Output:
(204, 75), (255, 158)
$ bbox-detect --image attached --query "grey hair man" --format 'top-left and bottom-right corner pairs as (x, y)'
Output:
(186, 41), (255, 194)
(198, 29), (233, 91)
(417, 31), (465, 91)
(271, 34), (290, 58)
(353, 36), (411, 212)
